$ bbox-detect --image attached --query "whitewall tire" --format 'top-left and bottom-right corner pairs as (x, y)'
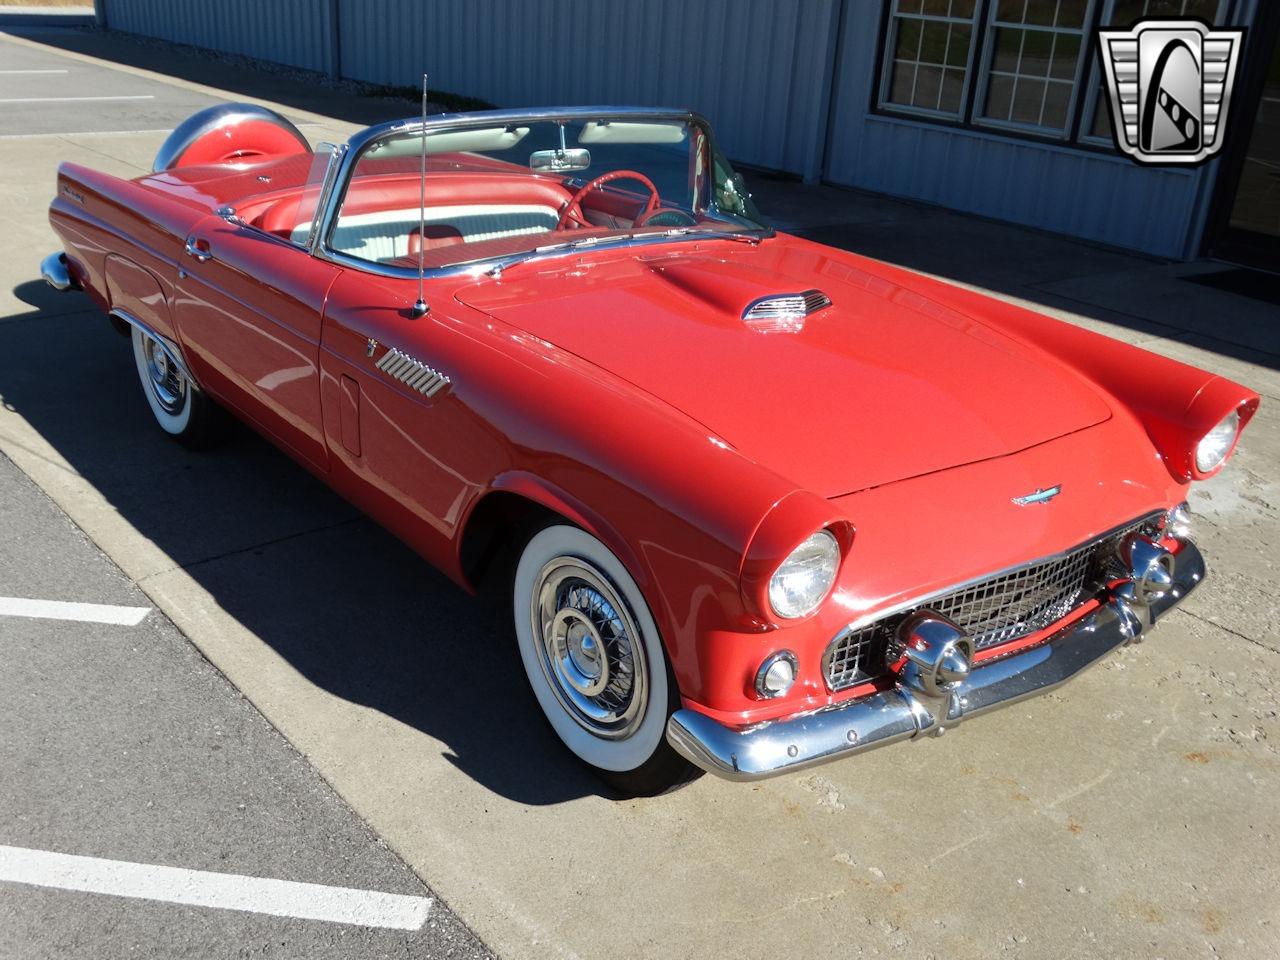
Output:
(513, 524), (693, 795)
(130, 325), (225, 447)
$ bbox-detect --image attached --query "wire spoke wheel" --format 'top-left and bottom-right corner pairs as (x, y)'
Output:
(532, 557), (648, 740)
(512, 524), (694, 793)
(141, 334), (187, 414)
(130, 322), (225, 448)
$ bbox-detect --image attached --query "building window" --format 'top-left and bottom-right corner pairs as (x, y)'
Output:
(875, 0), (1236, 148)
(1081, 0), (1230, 142)
(880, 1), (982, 118)
(976, 1), (1096, 136)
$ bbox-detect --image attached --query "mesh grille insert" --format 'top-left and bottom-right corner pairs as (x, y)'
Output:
(822, 515), (1163, 691)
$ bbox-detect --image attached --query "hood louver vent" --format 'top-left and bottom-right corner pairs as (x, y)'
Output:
(742, 289), (832, 333)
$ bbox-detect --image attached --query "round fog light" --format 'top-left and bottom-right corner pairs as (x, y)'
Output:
(755, 650), (798, 699)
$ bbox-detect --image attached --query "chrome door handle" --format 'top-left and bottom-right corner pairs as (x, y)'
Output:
(184, 236), (212, 262)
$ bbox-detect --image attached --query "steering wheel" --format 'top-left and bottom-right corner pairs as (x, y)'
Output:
(556, 169), (660, 230)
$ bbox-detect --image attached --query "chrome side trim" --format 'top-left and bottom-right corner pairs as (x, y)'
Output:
(374, 345), (451, 398)
(40, 252), (77, 291)
(667, 538), (1204, 781)
(307, 142), (349, 257)
(109, 308), (198, 389)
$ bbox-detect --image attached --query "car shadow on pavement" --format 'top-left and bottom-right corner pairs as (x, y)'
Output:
(0, 283), (611, 806)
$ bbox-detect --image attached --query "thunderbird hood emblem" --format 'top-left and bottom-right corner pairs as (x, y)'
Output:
(1012, 485), (1062, 506)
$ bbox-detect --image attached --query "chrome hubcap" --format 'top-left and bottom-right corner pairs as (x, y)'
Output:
(532, 556), (648, 739)
(143, 335), (185, 414)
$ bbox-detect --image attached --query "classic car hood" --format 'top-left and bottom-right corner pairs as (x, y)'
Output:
(456, 240), (1112, 496)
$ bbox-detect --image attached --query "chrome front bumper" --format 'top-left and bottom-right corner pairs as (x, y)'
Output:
(666, 537), (1204, 781)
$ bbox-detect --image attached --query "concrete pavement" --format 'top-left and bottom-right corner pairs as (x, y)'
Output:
(1, 23), (1278, 960)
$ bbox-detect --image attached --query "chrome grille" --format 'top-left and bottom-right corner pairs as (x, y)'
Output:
(822, 515), (1162, 691)
(932, 547), (1095, 650)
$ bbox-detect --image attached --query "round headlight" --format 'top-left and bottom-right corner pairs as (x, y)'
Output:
(768, 530), (840, 619)
(1195, 410), (1240, 473)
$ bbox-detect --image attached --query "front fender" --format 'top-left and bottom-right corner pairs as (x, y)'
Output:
(841, 253), (1260, 483)
(483, 469), (650, 592)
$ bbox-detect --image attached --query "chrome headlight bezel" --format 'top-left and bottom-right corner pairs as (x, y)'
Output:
(768, 529), (841, 620)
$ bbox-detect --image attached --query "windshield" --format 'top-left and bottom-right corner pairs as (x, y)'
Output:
(324, 115), (767, 272)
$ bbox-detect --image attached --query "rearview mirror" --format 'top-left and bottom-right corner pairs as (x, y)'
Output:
(530, 148), (591, 173)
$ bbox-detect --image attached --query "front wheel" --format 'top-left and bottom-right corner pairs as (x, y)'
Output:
(512, 524), (695, 796)
(130, 326), (226, 448)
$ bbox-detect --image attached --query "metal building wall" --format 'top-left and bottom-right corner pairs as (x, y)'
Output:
(821, 3), (1228, 259)
(101, 0), (336, 75)
(96, 0), (1259, 258)
(336, 0), (841, 177)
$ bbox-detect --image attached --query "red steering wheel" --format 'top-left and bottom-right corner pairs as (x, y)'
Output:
(556, 169), (661, 230)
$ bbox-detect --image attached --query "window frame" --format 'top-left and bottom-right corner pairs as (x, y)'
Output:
(871, 0), (1239, 152)
(971, 0), (1099, 140)
(876, 1), (984, 121)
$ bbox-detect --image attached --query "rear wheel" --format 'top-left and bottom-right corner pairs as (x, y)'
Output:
(130, 326), (226, 448)
(512, 524), (695, 796)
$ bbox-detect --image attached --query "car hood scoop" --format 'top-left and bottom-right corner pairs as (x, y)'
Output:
(455, 243), (1112, 497)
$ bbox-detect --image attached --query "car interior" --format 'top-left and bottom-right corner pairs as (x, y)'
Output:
(233, 118), (755, 269)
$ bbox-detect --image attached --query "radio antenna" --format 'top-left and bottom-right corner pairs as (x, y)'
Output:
(411, 73), (429, 317)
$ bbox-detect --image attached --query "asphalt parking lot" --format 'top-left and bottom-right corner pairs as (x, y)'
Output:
(2, 21), (1279, 960)
(0, 35), (227, 137)
(0, 454), (489, 959)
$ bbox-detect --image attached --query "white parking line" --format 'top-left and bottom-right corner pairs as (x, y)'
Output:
(0, 69), (69, 74)
(0, 95), (155, 104)
(0, 846), (433, 931)
(0, 596), (151, 626)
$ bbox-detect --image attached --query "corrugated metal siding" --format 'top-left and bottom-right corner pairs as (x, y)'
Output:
(99, 0), (1261, 257)
(833, 116), (1205, 257)
(822, 2), (1211, 258)
(103, 0), (334, 74)
(335, 0), (839, 174)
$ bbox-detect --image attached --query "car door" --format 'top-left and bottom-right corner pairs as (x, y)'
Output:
(316, 268), (508, 574)
(173, 217), (342, 472)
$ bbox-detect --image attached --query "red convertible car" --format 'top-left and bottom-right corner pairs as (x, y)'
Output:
(43, 104), (1258, 795)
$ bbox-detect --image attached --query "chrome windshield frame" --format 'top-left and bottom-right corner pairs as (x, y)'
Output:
(309, 106), (768, 280)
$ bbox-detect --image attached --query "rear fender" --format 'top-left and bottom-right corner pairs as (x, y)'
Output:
(104, 255), (177, 343)
(49, 162), (206, 315)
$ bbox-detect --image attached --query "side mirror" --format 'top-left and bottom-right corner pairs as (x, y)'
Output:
(530, 148), (591, 173)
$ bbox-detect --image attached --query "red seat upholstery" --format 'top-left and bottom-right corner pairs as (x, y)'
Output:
(257, 196), (303, 238)
(407, 224), (465, 253)
(251, 172), (572, 242)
